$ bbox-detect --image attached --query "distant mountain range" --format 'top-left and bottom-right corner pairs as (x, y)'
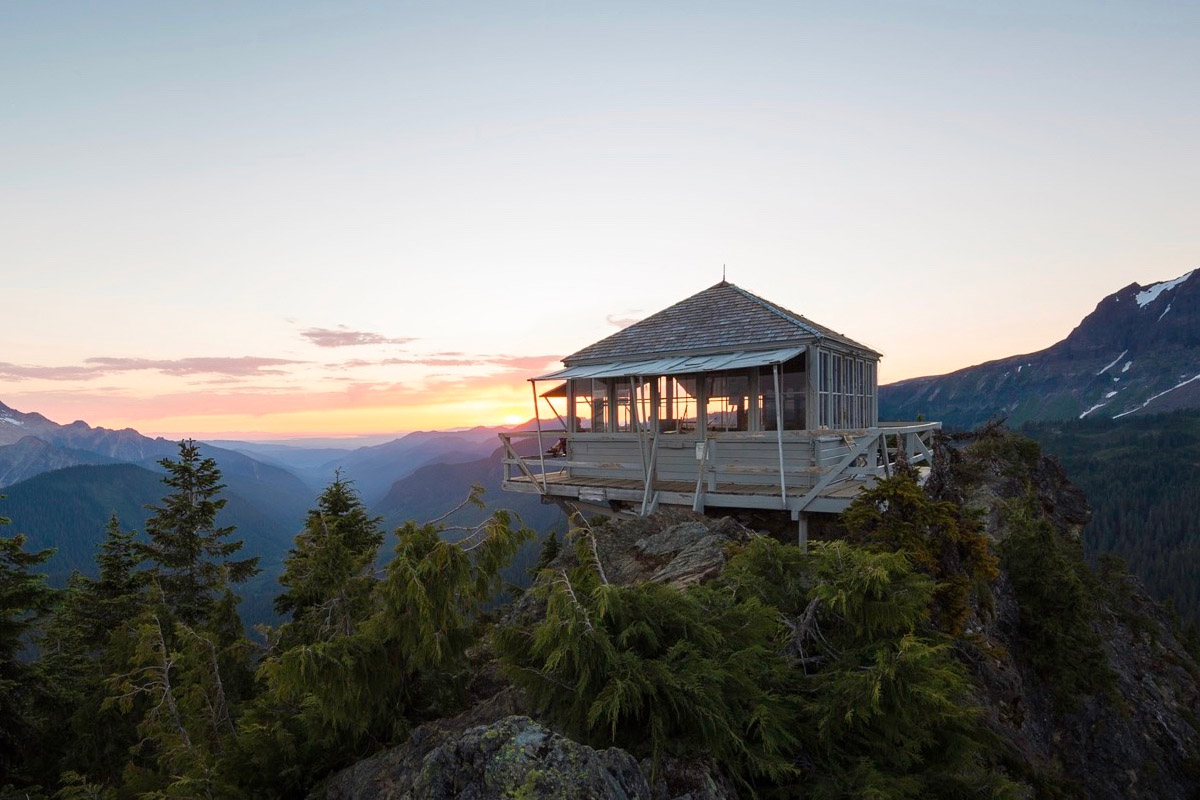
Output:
(0, 400), (565, 625)
(218, 427), (508, 504)
(880, 269), (1200, 428)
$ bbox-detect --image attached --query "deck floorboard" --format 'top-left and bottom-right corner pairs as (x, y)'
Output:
(510, 473), (872, 501)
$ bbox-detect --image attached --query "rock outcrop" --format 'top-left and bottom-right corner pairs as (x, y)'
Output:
(320, 713), (649, 800)
(953, 442), (1200, 800)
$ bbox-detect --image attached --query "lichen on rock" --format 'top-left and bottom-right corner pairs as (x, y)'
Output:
(319, 713), (649, 800)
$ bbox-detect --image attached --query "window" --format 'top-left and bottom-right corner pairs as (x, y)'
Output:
(760, 357), (806, 431)
(656, 376), (698, 433)
(703, 372), (750, 432)
(814, 351), (878, 429)
(571, 379), (608, 432)
(818, 351), (831, 427)
(613, 382), (633, 432)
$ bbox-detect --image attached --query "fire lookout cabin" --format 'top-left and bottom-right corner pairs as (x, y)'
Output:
(499, 281), (939, 544)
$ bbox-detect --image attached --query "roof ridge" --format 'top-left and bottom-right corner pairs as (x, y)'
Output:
(727, 283), (823, 338)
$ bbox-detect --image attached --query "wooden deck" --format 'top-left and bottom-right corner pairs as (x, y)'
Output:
(510, 471), (868, 498)
(499, 422), (939, 519)
(503, 469), (876, 516)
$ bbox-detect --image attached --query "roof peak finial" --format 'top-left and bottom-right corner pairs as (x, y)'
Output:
(722, 263), (726, 283)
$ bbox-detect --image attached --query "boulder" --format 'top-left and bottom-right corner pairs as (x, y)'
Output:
(321, 715), (650, 800)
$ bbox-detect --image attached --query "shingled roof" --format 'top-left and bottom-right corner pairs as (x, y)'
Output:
(565, 281), (881, 365)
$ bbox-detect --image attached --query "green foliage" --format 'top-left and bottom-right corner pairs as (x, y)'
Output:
(32, 516), (147, 788)
(0, 500), (57, 782)
(1026, 409), (1200, 623)
(496, 535), (800, 785)
(531, 529), (560, 575)
(104, 612), (247, 800)
(274, 475), (382, 649)
(139, 440), (259, 629)
(794, 542), (1009, 800)
(841, 472), (998, 634)
(997, 500), (1115, 709)
(52, 771), (115, 800)
(499, 530), (1013, 797)
(238, 507), (531, 798)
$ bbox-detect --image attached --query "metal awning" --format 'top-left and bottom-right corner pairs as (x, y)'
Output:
(533, 346), (806, 381)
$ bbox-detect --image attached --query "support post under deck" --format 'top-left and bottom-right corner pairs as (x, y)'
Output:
(531, 380), (547, 491)
(773, 363), (787, 503)
(797, 513), (809, 553)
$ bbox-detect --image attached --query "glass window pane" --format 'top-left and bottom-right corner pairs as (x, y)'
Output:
(657, 376), (699, 433)
(760, 358), (807, 431)
(704, 372), (750, 432)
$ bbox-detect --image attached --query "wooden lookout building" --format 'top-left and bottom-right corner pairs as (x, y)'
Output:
(499, 281), (939, 543)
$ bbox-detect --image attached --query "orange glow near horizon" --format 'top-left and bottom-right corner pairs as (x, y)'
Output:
(4, 375), (541, 440)
(140, 390), (537, 439)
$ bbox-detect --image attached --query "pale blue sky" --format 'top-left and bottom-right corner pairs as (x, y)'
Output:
(2, 1), (1197, 435)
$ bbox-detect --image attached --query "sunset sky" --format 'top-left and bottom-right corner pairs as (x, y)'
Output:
(3, 1), (1198, 439)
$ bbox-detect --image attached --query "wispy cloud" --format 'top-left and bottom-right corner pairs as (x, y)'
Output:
(327, 354), (560, 371)
(85, 357), (303, 376)
(0, 363), (100, 381)
(299, 325), (417, 348)
(606, 311), (643, 328)
(0, 356), (304, 381)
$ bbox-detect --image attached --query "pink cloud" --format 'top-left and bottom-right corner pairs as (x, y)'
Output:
(605, 311), (643, 327)
(326, 353), (561, 371)
(0, 356), (304, 381)
(85, 356), (303, 376)
(0, 362), (101, 381)
(300, 326), (417, 348)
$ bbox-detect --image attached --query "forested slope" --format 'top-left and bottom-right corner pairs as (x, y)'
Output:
(1025, 409), (1200, 622)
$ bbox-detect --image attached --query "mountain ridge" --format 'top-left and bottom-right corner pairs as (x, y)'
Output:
(880, 269), (1200, 427)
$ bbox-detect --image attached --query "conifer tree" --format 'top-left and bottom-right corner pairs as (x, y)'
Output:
(237, 507), (530, 798)
(997, 499), (1115, 708)
(496, 528), (802, 786)
(840, 471), (998, 634)
(139, 440), (259, 629)
(0, 501), (56, 782)
(35, 516), (147, 789)
(274, 474), (382, 648)
(105, 613), (243, 800)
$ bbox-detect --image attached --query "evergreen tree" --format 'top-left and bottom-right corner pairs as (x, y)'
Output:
(0, 500), (56, 783)
(34, 516), (147, 789)
(139, 440), (259, 629)
(531, 530), (560, 575)
(274, 474), (382, 649)
(235, 508), (530, 798)
(496, 539), (801, 786)
(105, 613), (244, 800)
(498, 529), (1014, 797)
(997, 499), (1115, 708)
(841, 471), (998, 634)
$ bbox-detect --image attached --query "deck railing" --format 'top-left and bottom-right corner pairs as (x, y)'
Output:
(499, 421), (941, 515)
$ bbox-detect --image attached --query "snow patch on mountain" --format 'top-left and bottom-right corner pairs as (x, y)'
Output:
(1098, 351), (1128, 376)
(1, 416), (23, 426)
(1136, 270), (1194, 308)
(1122, 361), (1132, 373)
(1080, 403), (1107, 419)
(1159, 304), (1172, 321)
(1114, 373), (1200, 419)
